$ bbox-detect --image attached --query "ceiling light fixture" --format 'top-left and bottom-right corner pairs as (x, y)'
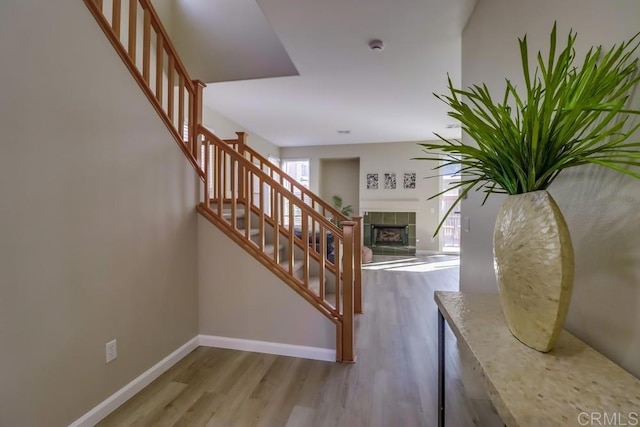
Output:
(368, 39), (384, 52)
(337, 130), (351, 134)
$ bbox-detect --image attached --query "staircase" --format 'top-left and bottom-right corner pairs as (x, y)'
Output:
(83, 0), (362, 362)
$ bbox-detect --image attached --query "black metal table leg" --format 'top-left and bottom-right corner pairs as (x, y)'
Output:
(438, 309), (445, 427)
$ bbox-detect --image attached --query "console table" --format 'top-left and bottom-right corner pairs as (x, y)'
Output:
(435, 291), (640, 427)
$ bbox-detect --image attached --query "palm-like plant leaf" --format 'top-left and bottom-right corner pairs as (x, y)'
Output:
(418, 24), (640, 236)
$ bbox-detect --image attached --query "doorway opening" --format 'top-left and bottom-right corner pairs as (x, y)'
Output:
(440, 161), (461, 253)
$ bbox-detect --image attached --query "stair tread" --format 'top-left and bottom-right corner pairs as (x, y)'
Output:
(221, 207), (245, 219)
(307, 276), (334, 296)
(279, 259), (304, 271)
(263, 243), (284, 255)
(237, 228), (260, 236)
(308, 276), (321, 293)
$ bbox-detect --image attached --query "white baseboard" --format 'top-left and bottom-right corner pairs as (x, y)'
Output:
(69, 336), (199, 427)
(69, 335), (333, 426)
(198, 334), (336, 362)
(415, 250), (441, 255)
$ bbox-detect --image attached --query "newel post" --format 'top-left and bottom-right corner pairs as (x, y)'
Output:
(191, 80), (206, 162)
(353, 216), (363, 314)
(341, 220), (356, 363)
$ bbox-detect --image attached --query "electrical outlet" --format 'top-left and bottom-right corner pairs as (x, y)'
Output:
(106, 339), (117, 363)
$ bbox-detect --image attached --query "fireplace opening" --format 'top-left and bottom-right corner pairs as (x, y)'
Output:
(371, 224), (409, 247)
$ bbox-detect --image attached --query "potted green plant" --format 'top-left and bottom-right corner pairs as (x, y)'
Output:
(332, 195), (354, 217)
(416, 24), (640, 352)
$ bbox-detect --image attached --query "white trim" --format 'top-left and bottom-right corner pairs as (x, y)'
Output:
(359, 199), (419, 213)
(68, 335), (334, 426)
(198, 334), (336, 362)
(68, 336), (199, 427)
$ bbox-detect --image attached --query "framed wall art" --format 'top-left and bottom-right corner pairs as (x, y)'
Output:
(384, 173), (396, 189)
(366, 173), (379, 189)
(403, 172), (416, 189)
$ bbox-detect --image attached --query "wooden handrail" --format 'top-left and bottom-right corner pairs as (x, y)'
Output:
(200, 127), (343, 236)
(244, 203), (338, 269)
(239, 143), (350, 223)
(138, 0), (195, 93)
(83, 0), (204, 178)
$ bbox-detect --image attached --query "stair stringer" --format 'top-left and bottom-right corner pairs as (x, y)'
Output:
(197, 205), (340, 319)
(197, 213), (336, 357)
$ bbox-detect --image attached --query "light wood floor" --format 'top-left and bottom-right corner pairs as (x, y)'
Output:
(99, 255), (501, 427)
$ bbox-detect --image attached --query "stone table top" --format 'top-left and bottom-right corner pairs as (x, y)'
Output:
(435, 291), (640, 427)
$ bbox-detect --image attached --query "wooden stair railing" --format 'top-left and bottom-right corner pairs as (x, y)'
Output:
(236, 140), (350, 223)
(199, 126), (358, 362)
(83, 0), (205, 177)
(224, 133), (362, 313)
(83, 0), (361, 361)
(209, 128), (362, 315)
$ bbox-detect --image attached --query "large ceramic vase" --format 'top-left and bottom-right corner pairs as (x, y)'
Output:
(493, 190), (574, 352)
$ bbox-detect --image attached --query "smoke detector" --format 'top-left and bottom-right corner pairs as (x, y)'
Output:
(368, 39), (384, 52)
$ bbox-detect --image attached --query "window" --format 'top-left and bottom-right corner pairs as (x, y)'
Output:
(268, 155), (281, 168)
(282, 159), (310, 189)
(254, 156), (281, 216)
(441, 161), (461, 178)
(281, 159), (310, 227)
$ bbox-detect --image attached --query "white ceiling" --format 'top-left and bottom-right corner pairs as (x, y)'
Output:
(175, 0), (477, 147)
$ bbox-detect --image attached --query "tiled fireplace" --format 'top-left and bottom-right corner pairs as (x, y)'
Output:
(371, 224), (409, 246)
(363, 211), (416, 256)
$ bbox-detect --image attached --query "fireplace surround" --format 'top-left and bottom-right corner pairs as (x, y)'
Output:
(363, 211), (416, 255)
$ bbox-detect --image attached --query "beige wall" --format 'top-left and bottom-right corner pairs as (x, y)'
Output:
(460, 0), (640, 377)
(281, 142), (441, 252)
(150, 0), (174, 33)
(320, 158), (360, 217)
(0, 2), (200, 426)
(202, 106), (281, 160)
(197, 216), (335, 349)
